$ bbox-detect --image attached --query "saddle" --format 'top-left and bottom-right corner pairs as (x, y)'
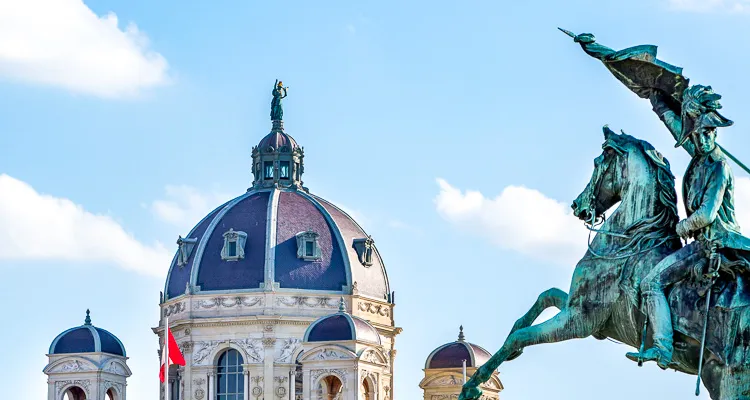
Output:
(668, 260), (750, 367)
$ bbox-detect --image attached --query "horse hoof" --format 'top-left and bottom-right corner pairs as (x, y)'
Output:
(507, 349), (523, 361)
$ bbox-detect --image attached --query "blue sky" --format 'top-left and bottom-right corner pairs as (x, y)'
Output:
(1, 0), (750, 399)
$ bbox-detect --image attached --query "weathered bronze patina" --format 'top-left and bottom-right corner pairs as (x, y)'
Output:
(459, 32), (750, 400)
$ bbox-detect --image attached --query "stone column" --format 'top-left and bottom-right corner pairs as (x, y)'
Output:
(208, 370), (216, 400)
(263, 338), (276, 400)
(289, 369), (295, 400)
(303, 369), (311, 400)
(243, 369), (250, 400)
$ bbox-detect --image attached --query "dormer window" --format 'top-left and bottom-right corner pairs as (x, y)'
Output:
(264, 162), (274, 180)
(221, 228), (247, 261)
(279, 161), (290, 179)
(176, 236), (198, 267)
(296, 230), (321, 261)
(353, 236), (375, 267)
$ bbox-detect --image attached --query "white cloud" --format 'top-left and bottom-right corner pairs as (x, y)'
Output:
(0, 0), (169, 97)
(149, 185), (231, 230)
(667, 0), (750, 12)
(434, 178), (588, 265)
(0, 174), (171, 277)
(434, 175), (750, 266)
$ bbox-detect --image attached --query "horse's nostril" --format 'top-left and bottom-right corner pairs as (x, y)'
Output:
(571, 201), (578, 210)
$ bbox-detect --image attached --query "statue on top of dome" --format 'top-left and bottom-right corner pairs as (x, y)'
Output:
(271, 79), (289, 121)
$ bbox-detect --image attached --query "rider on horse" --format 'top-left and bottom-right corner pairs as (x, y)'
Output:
(625, 85), (750, 369)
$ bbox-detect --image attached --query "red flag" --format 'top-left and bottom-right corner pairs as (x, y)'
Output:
(159, 326), (186, 383)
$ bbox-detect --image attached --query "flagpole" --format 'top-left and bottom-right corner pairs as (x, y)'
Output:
(165, 315), (169, 400)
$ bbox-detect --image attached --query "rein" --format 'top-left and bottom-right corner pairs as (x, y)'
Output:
(584, 203), (676, 260)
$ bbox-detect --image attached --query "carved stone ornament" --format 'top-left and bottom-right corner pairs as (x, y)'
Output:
(262, 338), (276, 348)
(234, 339), (264, 363)
(163, 302), (186, 317)
(194, 388), (205, 400)
(192, 341), (222, 365)
(193, 296), (263, 310)
(276, 386), (288, 398)
(275, 296), (338, 308)
(311, 369), (347, 383)
(429, 375), (461, 387)
(54, 360), (92, 373)
(314, 348), (349, 360)
(56, 379), (91, 395)
(275, 338), (302, 363)
(104, 361), (126, 375)
(358, 301), (391, 317)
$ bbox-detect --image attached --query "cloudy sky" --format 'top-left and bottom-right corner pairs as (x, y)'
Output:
(1, 0), (750, 399)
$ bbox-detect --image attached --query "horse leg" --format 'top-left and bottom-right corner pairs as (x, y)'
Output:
(506, 288), (568, 361)
(460, 307), (608, 400)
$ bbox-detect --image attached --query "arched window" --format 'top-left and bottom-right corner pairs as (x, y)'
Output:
(62, 386), (86, 400)
(317, 375), (343, 400)
(106, 388), (116, 400)
(216, 349), (244, 400)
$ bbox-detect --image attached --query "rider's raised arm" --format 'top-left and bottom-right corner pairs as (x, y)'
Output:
(682, 161), (731, 234)
(650, 91), (696, 158)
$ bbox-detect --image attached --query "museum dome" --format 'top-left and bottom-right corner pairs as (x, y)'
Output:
(48, 310), (126, 356)
(303, 298), (382, 344)
(425, 326), (491, 369)
(163, 116), (390, 302)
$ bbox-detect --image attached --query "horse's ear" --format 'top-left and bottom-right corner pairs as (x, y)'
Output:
(602, 125), (616, 140)
(645, 148), (668, 168)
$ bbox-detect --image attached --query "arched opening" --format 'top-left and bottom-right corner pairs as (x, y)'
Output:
(317, 375), (343, 400)
(62, 386), (86, 400)
(216, 349), (244, 400)
(359, 376), (374, 400)
(106, 388), (116, 400)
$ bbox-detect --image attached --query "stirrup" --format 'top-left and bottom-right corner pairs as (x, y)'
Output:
(625, 348), (672, 370)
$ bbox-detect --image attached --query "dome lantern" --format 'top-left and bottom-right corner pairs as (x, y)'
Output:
(251, 80), (304, 190)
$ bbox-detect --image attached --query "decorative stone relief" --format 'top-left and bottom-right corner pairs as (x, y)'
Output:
(102, 380), (124, 396)
(360, 349), (387, 365)
(192, 341), (222, 365)
(104, 361), (126, 375)
(56, 379), (91, 395)
(251, 376), (264, 399)
(235, 339), (264, 363)
(178, 341), (193, 355)
(193, 296), (263, 310)
(54, 360), (92, 373)
(276, 296), (338, 308)
(193, 378), (206, 400)
(275, 338), (301, 363)
(429, 375), (461, 386)
(311, 369), (347, 383)
(314, 349), (349, 360)
(163, 302), (186, 317)
(357, 301), (390, 317)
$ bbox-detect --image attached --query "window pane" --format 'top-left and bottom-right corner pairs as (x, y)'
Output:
(305, 241), (314, 257)
(264, 162), (274, 179)
(228, 374), (236, 392)
(228, 241), (237, 257)
(280, 161), (290, 178)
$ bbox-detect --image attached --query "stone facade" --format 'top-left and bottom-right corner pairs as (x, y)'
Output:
(44, 353), (131, 400)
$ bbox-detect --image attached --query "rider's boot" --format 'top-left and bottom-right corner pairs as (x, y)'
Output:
(625, 288), (674, 369)
(625, 345), (673, 370)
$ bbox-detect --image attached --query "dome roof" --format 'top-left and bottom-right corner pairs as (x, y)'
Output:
(303, 299), (381, 344)
(49, 310), (126, 356)
(257, 130), (299, 152)
(164, 187), (389, 299)
(425, 326), (491, 369)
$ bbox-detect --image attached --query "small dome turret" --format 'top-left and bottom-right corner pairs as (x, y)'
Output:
(425, 326), (490, 369)
(303, 298), (382, 344)
(48, 310), (126, 356)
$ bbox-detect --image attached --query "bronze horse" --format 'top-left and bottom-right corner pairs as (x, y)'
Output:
(459, 127), (750, 400)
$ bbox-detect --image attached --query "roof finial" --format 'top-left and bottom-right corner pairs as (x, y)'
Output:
(458, 325), (465, 342)
(84, 309), (92, 326)
(339, 296), (346, 313)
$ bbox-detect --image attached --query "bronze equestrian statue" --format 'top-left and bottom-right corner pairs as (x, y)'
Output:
(459, 31), (750, 400)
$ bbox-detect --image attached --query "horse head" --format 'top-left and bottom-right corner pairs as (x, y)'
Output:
(571, 126), (679, 247)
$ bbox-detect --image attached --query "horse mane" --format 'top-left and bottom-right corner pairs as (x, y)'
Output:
(607, 134), (679, 252)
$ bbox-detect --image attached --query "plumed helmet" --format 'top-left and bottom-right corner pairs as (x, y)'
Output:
(677, 85), (733, 147)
